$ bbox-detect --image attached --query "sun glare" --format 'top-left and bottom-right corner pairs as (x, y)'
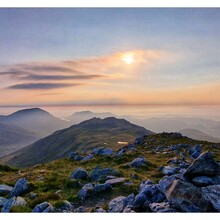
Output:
(122, 53), (134, 65)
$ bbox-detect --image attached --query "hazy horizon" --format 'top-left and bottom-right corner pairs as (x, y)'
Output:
(1, 105), (220, 121)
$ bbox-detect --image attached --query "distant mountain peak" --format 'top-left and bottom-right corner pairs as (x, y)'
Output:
(9, 108), (51, 117)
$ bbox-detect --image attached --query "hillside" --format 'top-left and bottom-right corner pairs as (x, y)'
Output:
(0, 108), (69, 138)
(0, 133), (219, 212)
(179, 128), (220, 143)
(1, 117), (151, 168)
(0, 123), (39, 157)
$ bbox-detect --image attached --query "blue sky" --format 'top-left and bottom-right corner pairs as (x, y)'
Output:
(0, 8), (220, 109)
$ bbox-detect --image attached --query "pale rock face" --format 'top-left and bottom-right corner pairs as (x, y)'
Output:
(165, 180), (210, 212)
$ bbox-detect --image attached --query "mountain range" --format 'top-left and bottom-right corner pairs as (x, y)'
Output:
(1, 117), (151, 168)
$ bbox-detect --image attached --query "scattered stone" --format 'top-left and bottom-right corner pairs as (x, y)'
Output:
(74, 155), (84, 161)
(9, 178), (28, 198)
(108, 196), (128, 212)
(130, 156), (148, 168)
(133, 193), (148, 210)
(159, 166), (179, 176)
(56, 200), (74, 212)
(155, 146), (165, 152)
(0, 184), (13, 196)
(89, 166), (118, 182)
(1, 196), (27, 213)
(32, 201), (54, 213)
(69, 151), (77, 159)
(92, 147), (114, 156)
(69, 167), (88, 180)
(159, 174), (182, 194)
(77, 183), (94, 201)
(149, 202), (178, 213)
(183, 151), (220, 180)
(105, 178), (126, 186)
(81, 154), (94, 161)
(123, 205), (135, 213)
(0, 197), (7, 208)
(74, 206), (86, 212)
(28, 192), (37, 200)
(127, 193), (135, 206)
(165, 179), (210, 212)
(94, 207), (106, 212)
(115, 149), (126, 158)
(202, 185), (220, 211)
(139, 180), (154, 191)
(189, 145), (202, 159)
(93, 183), (112, 193)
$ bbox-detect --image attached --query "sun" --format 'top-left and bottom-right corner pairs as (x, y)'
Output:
(122, 53), (134, 65)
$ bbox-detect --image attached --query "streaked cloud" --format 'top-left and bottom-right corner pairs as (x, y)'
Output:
(8, 83), (78, 90)
(0, 49), (169, 91)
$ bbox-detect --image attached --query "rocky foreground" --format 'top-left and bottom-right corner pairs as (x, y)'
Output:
(0, 133), (220, 213)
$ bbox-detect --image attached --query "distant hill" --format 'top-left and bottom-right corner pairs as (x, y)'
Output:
(0, 108), (69, 137)
(0, 122), (39, 157)
(179, 128), (220, 143)
(1, 117), (152, 168)
(67, 111), (117, 124)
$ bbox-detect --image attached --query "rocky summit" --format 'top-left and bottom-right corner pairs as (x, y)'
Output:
(0, 132), (220, 213)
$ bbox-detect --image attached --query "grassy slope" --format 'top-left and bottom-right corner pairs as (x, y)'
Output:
(0, 133), (219, 212)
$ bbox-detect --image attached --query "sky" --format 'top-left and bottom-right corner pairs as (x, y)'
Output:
(0, 8), (220, 117)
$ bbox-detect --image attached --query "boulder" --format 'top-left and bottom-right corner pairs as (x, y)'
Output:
(183, 151), (220, 180)
(108, 196), (128, 212)
(89, 166), (118, 182)
(69, 167), (88, 180)
(159, 166), (179, 176)
(77, 183), (94, 201)
(9, 178), (28, 198)
(105, 178), (126, 186)
(0, 184), (13, 196)
(130, 157), (148, 168)
(149, 202), (178, 213)
(32, 201), (54, 213)
(1, 196), (27, 213)
(165, 180), (210, 212)
(202, 185), (220, 211)
(81, 154), (94, 162)
(93, 183), (112, 193)
(92, 147), (114, 156)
